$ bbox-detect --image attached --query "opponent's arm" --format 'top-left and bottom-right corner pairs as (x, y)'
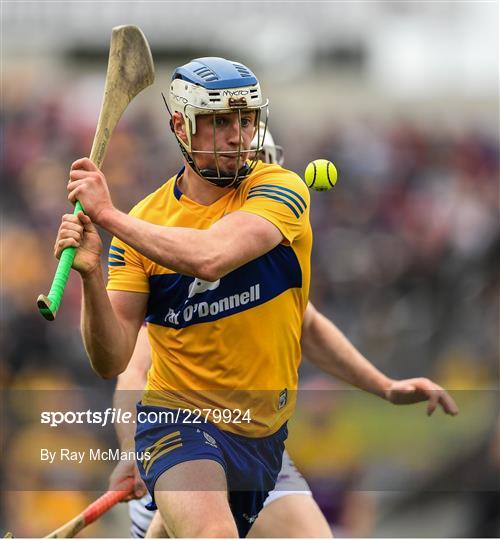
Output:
(108, 326), (150, 498)
(55, 212), (147, 378)
(301, 302), (391, 398)
(66, 158), (283, 282)
(113, 325), (150, 450)
(301, 302), (459, 416)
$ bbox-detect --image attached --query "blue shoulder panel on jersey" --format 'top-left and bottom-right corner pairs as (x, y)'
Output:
(173, 57), (258, 90)
(145, 244), (302, 328)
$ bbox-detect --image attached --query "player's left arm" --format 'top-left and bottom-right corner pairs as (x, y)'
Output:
(301, 302), (459, 416)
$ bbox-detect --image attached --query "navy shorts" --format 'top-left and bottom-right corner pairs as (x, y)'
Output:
(135, 403), (287, 537)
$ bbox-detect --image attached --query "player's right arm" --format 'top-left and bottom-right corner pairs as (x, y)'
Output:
(55, 211), (147, 378)
(66, 158), (308, 282)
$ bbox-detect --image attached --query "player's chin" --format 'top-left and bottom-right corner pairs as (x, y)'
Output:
(218, 153), (249, 170)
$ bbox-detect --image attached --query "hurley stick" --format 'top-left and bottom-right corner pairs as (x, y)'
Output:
(37, 25), (154, 320)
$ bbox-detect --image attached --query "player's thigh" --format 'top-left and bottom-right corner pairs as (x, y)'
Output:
(154, 459), (238, 538)
(145, 511), (169, 538)
(248, 494), (332, 538)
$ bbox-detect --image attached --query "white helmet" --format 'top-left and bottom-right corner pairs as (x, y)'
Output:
(166, 57), (269, 188)
(251, 122), (284, 166)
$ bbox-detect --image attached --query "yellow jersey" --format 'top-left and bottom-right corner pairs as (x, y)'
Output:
(107, 161), (312, 436)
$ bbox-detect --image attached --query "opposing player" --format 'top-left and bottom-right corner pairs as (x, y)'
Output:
(55, 57), (458, 538)
(110, 126), (331, 538)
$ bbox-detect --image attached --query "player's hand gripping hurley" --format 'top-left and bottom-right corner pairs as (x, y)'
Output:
(37, 25), (154, 320)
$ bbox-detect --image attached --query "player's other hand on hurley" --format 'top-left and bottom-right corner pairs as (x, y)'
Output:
(54, 211), (102, 275)
(67, 157), (115, 224)
(385, 378), (459, 417)
(108, 458), (147, 501)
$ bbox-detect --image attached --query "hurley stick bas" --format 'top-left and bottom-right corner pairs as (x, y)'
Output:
(37, 25), (154, 321)
(45, 480), (134, 538)
(3, 478), (134, 538)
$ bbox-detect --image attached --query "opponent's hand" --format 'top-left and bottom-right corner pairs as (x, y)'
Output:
(54, 211), (102, 276)
(67, 157), (114, 224)
(385, 378), (459, 416)
(108, 458), (147, 501)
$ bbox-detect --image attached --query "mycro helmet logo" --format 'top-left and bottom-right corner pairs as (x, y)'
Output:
(170, 90), (188, 104)
(222, 89), (249, 96)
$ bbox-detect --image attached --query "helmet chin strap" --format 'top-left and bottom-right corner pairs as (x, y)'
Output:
(199, 163), (251, 188)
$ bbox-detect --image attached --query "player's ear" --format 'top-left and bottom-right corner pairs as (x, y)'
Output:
(172, 112), (188, 144)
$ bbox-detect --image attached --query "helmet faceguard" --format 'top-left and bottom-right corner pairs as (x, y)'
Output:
(251, 121), (285, 166)
(165, 57), (269, 188)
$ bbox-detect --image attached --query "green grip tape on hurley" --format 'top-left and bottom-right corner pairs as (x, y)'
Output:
(37, 201), (84, 321)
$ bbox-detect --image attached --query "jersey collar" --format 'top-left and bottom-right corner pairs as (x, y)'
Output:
(173, 167), (185, 200)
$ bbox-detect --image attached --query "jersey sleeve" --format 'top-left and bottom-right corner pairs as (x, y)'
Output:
(240, 173), (311, 244)
(106, 236), (149, 293)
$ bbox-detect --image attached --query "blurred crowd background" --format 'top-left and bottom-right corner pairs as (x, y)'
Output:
(1, 1), (499, 537)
